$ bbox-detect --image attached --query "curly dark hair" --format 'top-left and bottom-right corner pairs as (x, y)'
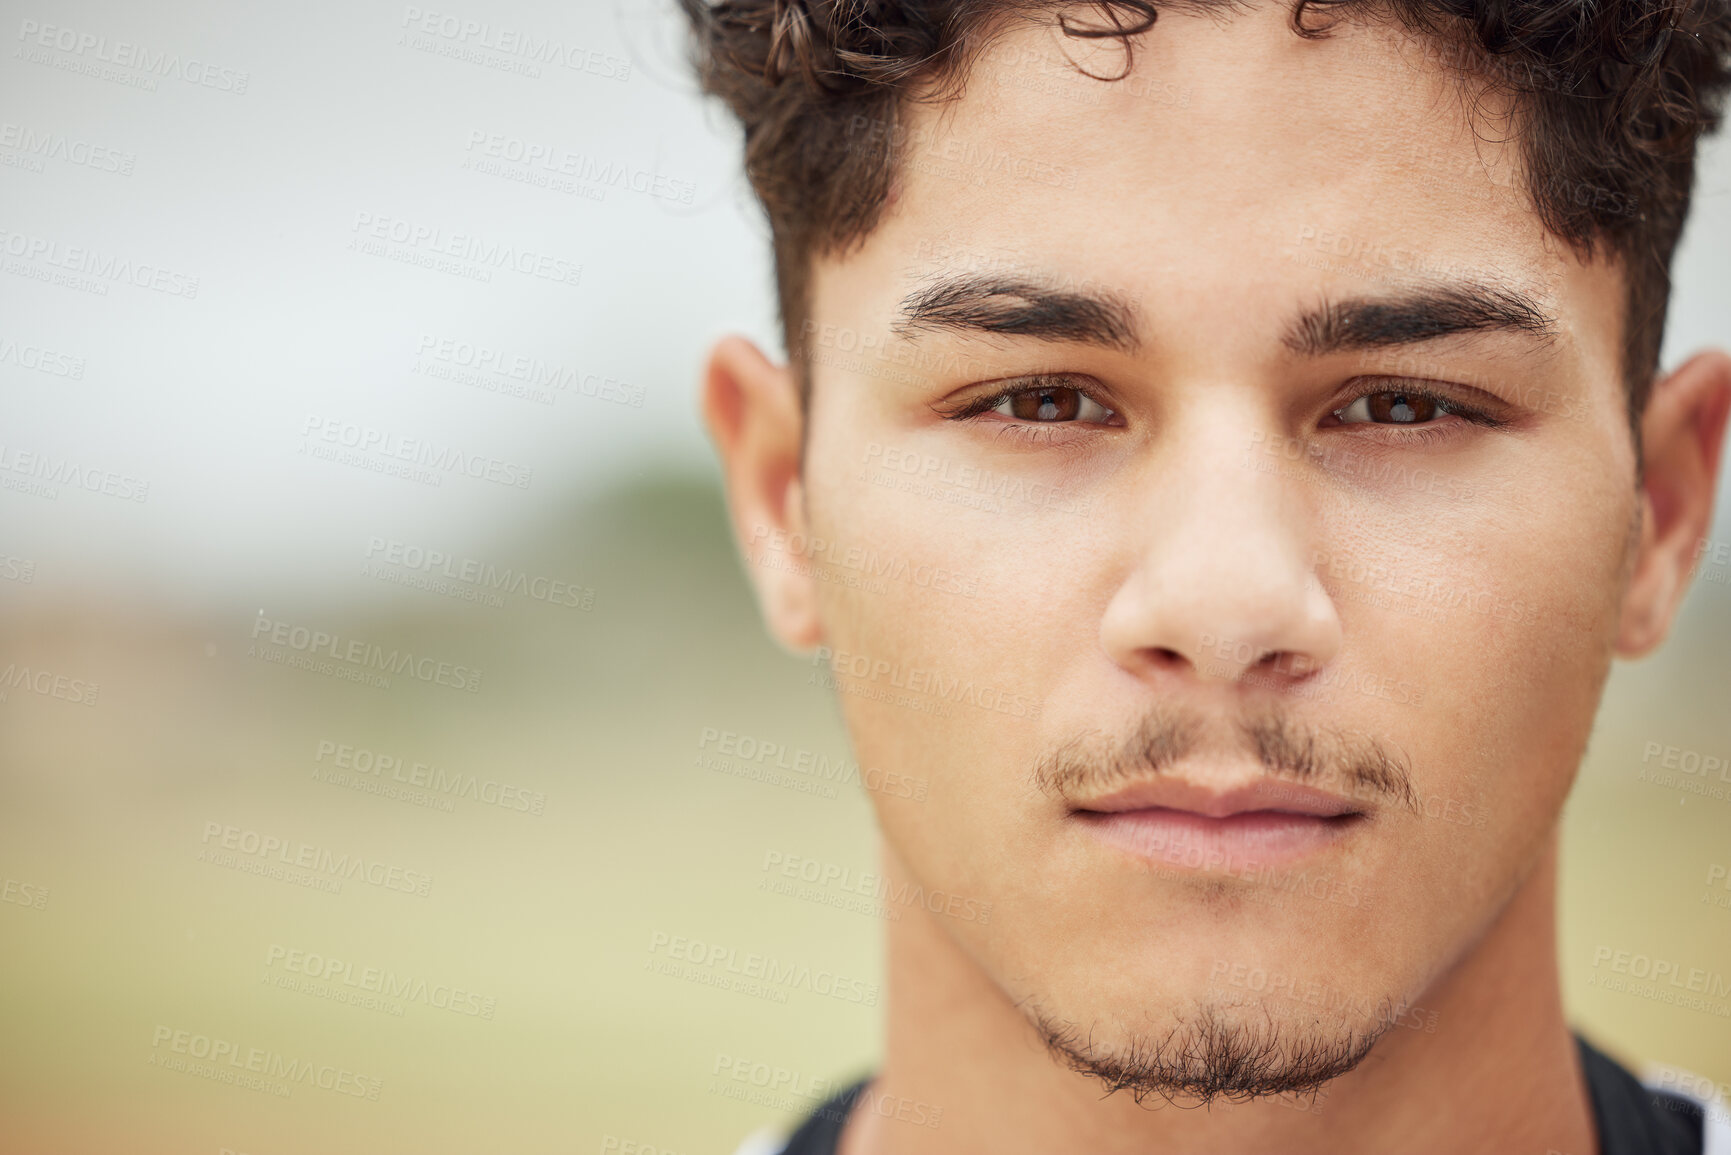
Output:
(680, 0), (1731, 428)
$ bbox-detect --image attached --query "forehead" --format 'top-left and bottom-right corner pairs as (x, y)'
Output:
(812, 5), (1618, 354)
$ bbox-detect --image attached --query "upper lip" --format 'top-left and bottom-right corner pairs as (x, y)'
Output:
(1070, 774), (1364, 819)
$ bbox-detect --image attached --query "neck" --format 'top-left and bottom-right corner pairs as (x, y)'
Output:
(842, 832), (1592, 1155)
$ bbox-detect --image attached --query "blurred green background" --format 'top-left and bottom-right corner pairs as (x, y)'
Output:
(0, 468), (1728, 1154)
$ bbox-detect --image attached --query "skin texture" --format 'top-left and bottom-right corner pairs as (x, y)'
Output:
(701, 4), (1731, 1152)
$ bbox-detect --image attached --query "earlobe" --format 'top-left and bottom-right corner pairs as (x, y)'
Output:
(1615, 350), (1731, 657)
(701, 335), (826, 654)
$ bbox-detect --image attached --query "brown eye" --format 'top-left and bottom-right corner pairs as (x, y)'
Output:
(1011, 387), (1080, 421)
(1336, 391), (1441, 425)
(993, 385), (1114, 423)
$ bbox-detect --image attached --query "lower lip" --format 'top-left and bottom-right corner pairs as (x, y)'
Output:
(1073, 807), (1362, 872)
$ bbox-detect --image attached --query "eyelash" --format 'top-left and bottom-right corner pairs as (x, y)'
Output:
(940, 379), (1507, 445)
(938, 377), (1120, 446)
(1326, 384), (1509, 445)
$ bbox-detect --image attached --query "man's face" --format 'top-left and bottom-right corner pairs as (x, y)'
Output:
(793, 4), (1636, 1094)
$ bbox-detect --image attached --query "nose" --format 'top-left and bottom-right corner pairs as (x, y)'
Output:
(1099, 419), (1342, 688)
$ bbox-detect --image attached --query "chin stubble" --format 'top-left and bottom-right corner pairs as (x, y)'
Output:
(1015, 700), (1415, 1106)
(1027, 1000), (1391, 1107)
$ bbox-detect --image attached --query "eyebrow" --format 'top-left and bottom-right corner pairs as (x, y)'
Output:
(890, 273), (1559, 359)
(1283, 284), (1558, 356)
(893, 274), (1140, 352)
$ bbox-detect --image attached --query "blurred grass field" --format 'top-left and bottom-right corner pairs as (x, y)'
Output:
(0, 470), (1727, 1154)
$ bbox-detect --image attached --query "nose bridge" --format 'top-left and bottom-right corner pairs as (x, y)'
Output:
(1177, 424), (1312, 640)
(1100, 404), (1340, 684)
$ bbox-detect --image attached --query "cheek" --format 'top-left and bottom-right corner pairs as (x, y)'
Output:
(1320, 463), (1632, 845)
(802, 448), (1096, 850)
(805, 422), (1103, 702)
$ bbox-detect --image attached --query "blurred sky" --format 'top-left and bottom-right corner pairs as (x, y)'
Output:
(1, 0), (775, 612)
(3, 0), (1730, 616)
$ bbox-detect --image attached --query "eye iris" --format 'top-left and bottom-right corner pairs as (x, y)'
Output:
(1011, 387), (1082, 421)
(1369, 392), (1437, 423)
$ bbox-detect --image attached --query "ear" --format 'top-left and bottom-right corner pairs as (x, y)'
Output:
(702, 335), (825, 653)
(1616, 349), (1731, 657)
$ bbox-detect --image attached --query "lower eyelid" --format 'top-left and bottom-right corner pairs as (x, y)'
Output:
(989, 420), (1096, 445)
(1344, 421), (1463, 446)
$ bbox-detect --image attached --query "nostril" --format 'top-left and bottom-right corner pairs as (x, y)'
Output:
(1148, 647), (1188, 669)
(1258, 650), (1319, 679)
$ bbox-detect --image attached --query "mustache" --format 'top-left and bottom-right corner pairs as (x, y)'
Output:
(1031, 705), (1420, 814)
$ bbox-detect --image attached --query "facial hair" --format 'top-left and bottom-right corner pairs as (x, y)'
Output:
(1023, 703), (1421, 1105)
